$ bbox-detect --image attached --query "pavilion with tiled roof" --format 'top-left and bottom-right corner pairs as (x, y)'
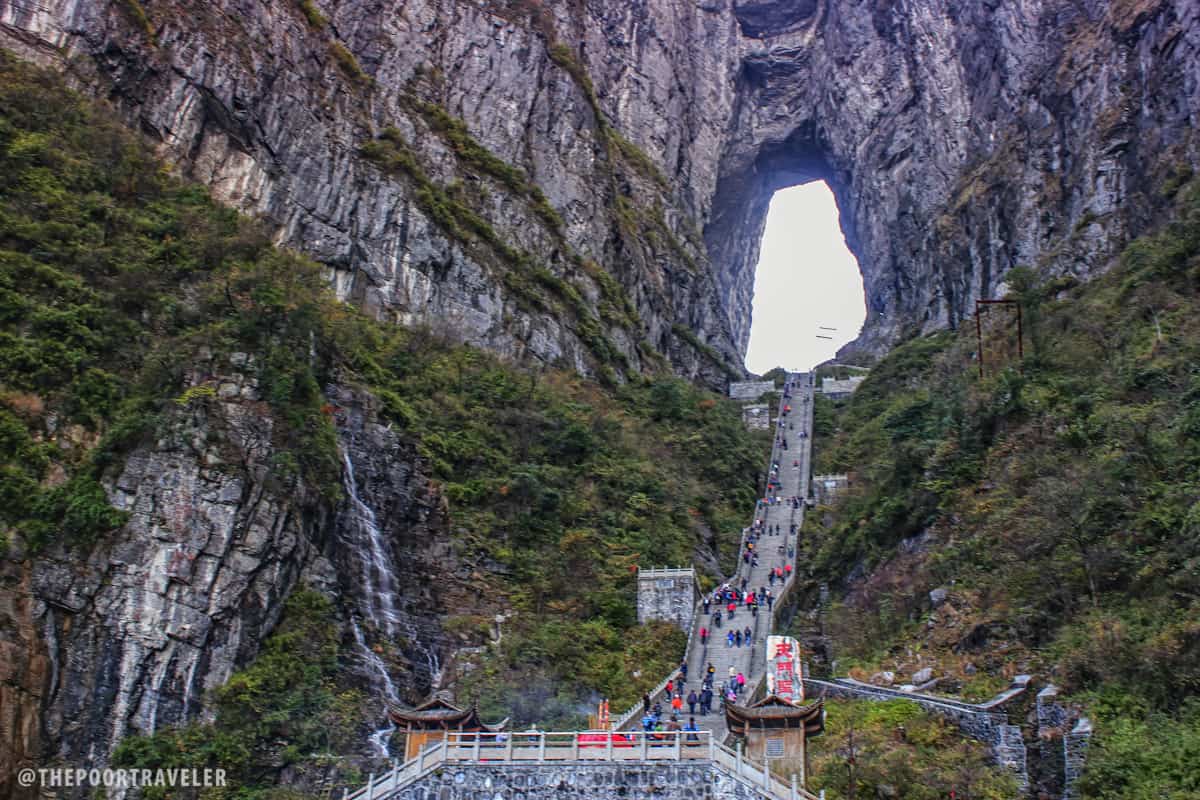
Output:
(725, 694), (824, 786)
(388, 697), (508, 759)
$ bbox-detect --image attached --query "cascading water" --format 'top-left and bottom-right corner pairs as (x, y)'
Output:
(340, 448), (403, 758)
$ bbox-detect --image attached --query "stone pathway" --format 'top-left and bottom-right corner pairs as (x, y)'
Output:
(656, 374), (814, 741)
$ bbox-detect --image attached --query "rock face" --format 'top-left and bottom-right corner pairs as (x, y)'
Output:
(0, 359), (478, 793)
(709, 0), (1200, 353)
(1, 0), (1199, 786)
(3, 0), (1196, 367)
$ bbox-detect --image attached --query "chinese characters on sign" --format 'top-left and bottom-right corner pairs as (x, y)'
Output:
(765, 635), (804, 703)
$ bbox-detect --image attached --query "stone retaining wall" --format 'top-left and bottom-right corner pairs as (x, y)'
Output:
(637, 569), (696, 633)
(803, 678), (1012, 742)
(382, 762), (776, 800)
(803, 678), (1031, 789)
(1063, 718), (1093, 800)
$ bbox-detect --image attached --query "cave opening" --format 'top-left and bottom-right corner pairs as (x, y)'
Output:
(743, 181), (865, 374)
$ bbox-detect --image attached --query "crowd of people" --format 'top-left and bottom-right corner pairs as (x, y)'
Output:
(701, 582), (778, 632)
(639, 659), (749, 733)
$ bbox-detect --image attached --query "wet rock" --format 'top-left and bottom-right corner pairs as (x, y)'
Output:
(912, 667), (934, 684)
(929, 587), (949, 607)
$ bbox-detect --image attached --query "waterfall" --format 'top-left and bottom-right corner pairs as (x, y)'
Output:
(340, 449), (402, 758)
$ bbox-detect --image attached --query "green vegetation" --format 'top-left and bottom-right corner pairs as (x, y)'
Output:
(616, 196), (698, 273)
(116, 0), (155, 37)
(363, 127), (523, 263)
(799, 179), (1200, 796)
(545, 42), (666, 188)
(345, 331), (767, 720)
(112, 589), (366, 798)
(1, 50), (769, 775)
(0, 51), (341, 549)
(361, 127), (633, 372)
(412, 99), (563, 231)
(801, 700), (1016, 800)
(389, 101), (647, 351)
(329, 41), (369, 86)
(1078, 696), (1200, 800)
(548, 43), (604, 125)
(760, 367), (789, 386)
(580, 257), (641, 330)
(296, 0), (327, 29)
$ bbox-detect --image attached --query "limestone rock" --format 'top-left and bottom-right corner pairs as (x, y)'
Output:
(869, 670), (896, 687)
(1, 0), (1194, 376)
(912, 666), (934, 684)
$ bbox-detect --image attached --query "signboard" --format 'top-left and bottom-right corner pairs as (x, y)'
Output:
(765, 635), (804, 703)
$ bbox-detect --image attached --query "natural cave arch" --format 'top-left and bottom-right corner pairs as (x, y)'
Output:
(743, 181), (866, 374)
(704, 124), (868, 358)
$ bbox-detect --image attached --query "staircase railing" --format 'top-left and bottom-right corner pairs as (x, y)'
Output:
(342, 731), (818, 800)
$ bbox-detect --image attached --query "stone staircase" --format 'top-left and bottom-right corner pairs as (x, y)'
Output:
(615, 374), (815, 740)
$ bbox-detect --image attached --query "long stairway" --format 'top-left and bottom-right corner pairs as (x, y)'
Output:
(342, 376), (820, 800)
(621, 373), (815, 741)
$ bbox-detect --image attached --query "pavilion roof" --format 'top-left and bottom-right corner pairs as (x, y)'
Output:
(725, 695), (824, 736)
(387, 697), (507, 731)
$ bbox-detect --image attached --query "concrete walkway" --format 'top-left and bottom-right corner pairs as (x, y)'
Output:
(638, 373), (814, 741)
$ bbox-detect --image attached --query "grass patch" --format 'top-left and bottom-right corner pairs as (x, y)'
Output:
(412, 99), (563, 232)
(116, 0), (155, 37)
(329, 41), (369, 86)
(801, 699), (1017, 799)
(296, 0), (327, 29)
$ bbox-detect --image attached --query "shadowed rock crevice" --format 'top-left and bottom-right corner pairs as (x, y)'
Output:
(734, 0), (820, 39)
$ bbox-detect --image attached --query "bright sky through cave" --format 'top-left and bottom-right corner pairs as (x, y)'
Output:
(744, 183), (866, 374)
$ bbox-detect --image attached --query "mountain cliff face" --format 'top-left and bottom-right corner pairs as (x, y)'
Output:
(0, 362), (464, 789)
(2, 0), (1196, 364)
(1, 0), (1199, 793)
